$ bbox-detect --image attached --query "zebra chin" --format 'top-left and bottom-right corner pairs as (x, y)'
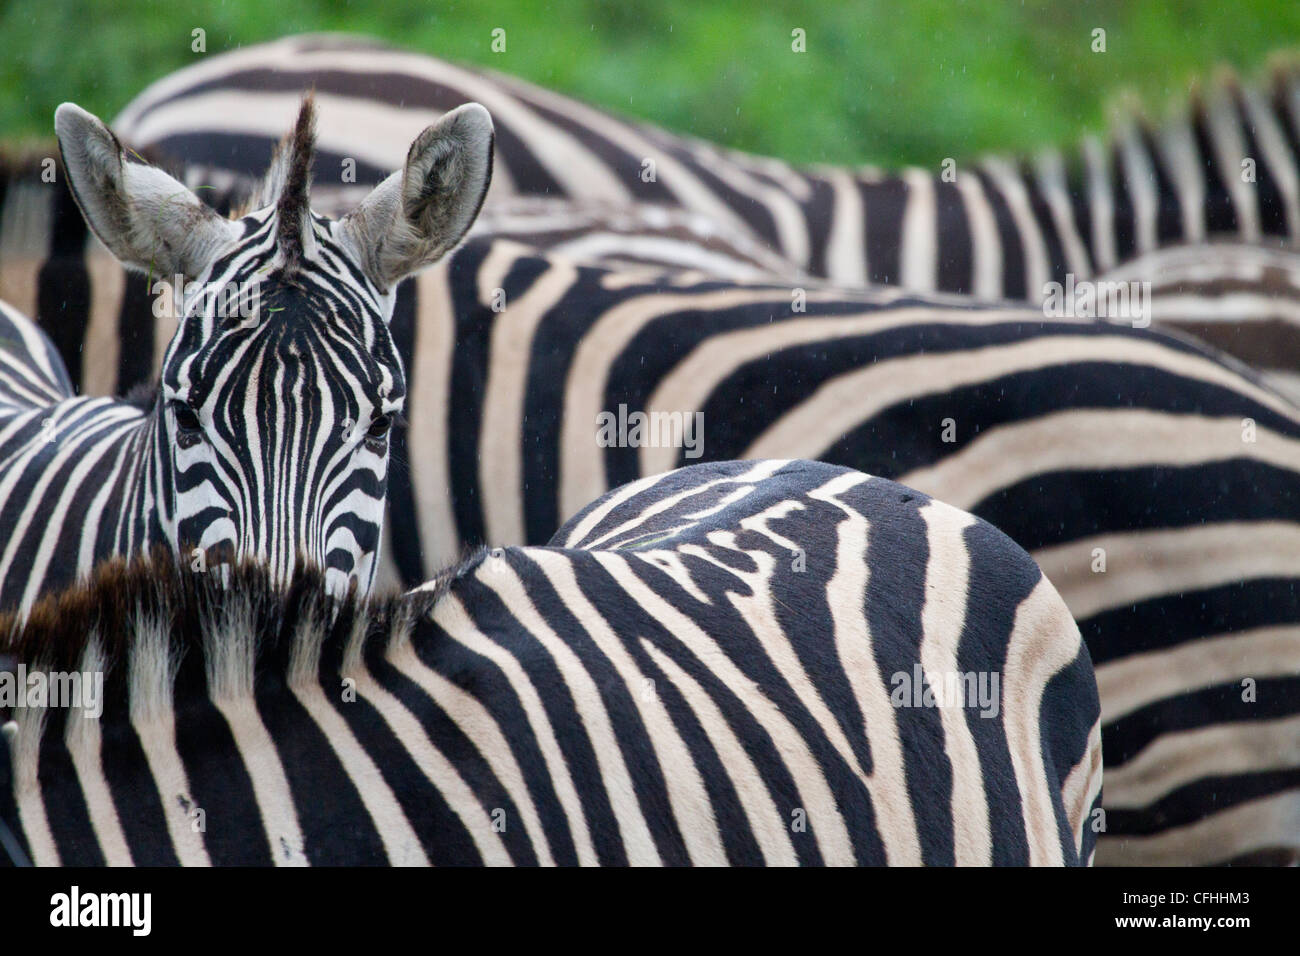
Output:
(176, 508), (381, 598)
(181, 538), (374, 602)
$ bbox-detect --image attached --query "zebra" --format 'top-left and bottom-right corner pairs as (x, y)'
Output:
(109, 35), (1300, 401)
(14, 37), (1300, 398)
(0, 94), (493, 613)
(8, 60), (1300, 865)
(112, 38), (1300, 287)
(17, 210), (1300, 863)
(0, 458), (1104, 867)
(51, 229), (1288, 868)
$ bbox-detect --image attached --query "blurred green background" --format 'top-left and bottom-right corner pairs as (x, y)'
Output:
(1, 0), (1298, 166)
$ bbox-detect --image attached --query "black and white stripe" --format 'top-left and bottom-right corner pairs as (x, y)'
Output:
(0, 458), (1103, 866)
(18, 205), (1298, 863)
(114, 35), (1300, 283)
(103, 35), (1300, 394)
(10, 44), (1300, 864)
(362, 237), (1294, 867)
(12, 178), (1299, 863)
(0, 96), (492, 611)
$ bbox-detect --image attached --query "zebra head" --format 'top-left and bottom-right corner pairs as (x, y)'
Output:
(54, 97), (494, 594)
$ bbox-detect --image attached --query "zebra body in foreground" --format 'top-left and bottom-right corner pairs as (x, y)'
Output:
(0, 458), (1103, 866)
(375, 237), (1300, 867)
(0, 97), (493, 612)
(25, 217), (1300, 865)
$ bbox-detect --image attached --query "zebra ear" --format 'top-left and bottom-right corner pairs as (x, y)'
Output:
(54, 103), (239, 278)
(338, 103), (494, 293)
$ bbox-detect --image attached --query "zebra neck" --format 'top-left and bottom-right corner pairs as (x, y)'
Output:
(115, 401), (177, 560)
(2, 551), (461, 804)
(826, 70), (1300, 291)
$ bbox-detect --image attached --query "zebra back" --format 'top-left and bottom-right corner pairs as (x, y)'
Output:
(365, 235), (1297, 866)
(1, 459), (1101, 866)
(114, 35), (1300, 281)
(105, 35), (1300, 393)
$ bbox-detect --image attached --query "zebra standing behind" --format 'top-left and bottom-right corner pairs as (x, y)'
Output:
(9, 50), (1300, 864)
(0, 95), (493, 613)
(106, 35), (1300, 397)
(0, 459), (1103, 866)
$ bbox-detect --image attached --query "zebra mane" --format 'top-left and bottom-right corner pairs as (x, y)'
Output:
(1098, 54), (1300, 138)
(239, 94), (318, 274)
(0, 546), (485, 742)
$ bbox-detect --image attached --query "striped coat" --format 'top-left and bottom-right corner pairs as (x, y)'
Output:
(0, 96), (495, 611)
(367, 238), (1295, 867)
(10, 217), (1297, 864)
(0, 459), (1102, 866)
(5, 50), (1298, 864)
(12, 38), (1300, 399)
(112, 34), (1300, 288)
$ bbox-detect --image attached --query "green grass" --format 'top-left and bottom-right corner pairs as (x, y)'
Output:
(1, 0), (1298, 167)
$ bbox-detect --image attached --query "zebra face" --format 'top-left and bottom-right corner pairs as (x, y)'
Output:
(160, 248), (407, 593)
(55, 96), (494, 594)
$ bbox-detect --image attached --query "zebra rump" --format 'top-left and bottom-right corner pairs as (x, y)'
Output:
(0, 459), (1102, 866)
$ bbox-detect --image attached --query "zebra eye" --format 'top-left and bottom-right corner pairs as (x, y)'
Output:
(171, 402), (203, 436)
(365, 414), (393, 441)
